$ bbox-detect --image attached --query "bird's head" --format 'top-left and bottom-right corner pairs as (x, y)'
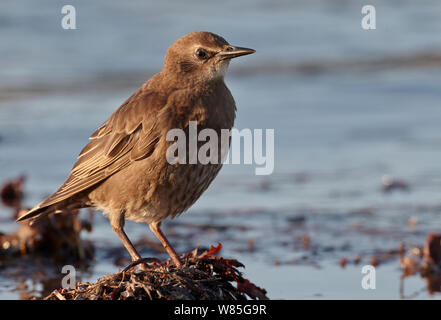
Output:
(162, 31), (255, 85)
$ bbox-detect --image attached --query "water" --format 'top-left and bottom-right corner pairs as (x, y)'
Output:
(1, 0), (441, 299)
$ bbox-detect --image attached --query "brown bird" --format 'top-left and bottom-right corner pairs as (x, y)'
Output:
(17, 31), (255, 268)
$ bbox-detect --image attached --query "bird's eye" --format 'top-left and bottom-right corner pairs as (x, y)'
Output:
(225, 46), (234, 51)
(195, 48), (207, 59)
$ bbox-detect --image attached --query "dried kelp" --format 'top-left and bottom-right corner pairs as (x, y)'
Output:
(0, 175), (25, 217)
(44, 245), (268, 300)
(401, 233), (441, 295)
(0, 177), (94, 264)
(0, 209), (94, 264)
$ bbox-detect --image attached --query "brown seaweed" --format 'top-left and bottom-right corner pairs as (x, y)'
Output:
(43, 245), (268, 300)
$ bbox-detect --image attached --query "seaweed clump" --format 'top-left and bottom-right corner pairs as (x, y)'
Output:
(43, 244), (268, 300)
(0, 176), (94, 265)
(401, 233), (441, 295)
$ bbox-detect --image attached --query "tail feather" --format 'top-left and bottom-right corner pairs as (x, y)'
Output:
(17, 194), (88, 223)
(16, 204), (54, 223)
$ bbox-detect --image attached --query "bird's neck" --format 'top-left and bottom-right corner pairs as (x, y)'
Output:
(152, 70), (225, 91)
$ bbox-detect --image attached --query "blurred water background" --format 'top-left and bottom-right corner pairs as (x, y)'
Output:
(1, 0), (441, 299)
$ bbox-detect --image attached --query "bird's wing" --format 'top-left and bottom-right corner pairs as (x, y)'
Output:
(26, 88), (166, 214)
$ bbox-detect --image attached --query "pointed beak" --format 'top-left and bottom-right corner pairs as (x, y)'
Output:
(218, 46), (256, 60)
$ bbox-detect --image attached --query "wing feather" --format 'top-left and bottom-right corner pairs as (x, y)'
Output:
(36, 88), (166, 209)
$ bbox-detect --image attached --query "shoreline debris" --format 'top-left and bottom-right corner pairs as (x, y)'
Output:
(0, 177), (94, 265)
(0, 175), (25, 218)
(1, 209), (94, 264)
(381, 174), (409, 193)
(43, 244), (269, 300)
(401, 233), (441, 295)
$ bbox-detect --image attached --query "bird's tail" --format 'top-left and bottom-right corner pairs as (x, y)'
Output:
(16, 193), (87, 224)
(16, 203), (55, 223)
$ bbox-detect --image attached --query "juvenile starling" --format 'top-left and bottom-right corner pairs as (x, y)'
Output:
(17, 31), (255, 268)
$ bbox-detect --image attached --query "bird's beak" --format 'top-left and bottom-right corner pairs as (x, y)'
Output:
(218, 46), (256, 60)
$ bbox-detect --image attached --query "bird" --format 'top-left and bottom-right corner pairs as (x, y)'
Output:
(17, 31), (255, 268)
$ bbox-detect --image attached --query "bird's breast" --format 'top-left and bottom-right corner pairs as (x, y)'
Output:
(166, 81), (236, 131)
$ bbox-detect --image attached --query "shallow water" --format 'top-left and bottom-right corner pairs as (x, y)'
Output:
(1, 0), (441, 299)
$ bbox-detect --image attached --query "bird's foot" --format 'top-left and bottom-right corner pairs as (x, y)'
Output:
(172, 257), (183, 269)
(123, 257), (161, 272)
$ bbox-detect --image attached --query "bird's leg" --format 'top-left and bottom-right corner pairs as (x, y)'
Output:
(112, 226), (142, 262)
(112, 225), (151, 271)
(110, 211), (144, 264)
(149, 221), (183, 268)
